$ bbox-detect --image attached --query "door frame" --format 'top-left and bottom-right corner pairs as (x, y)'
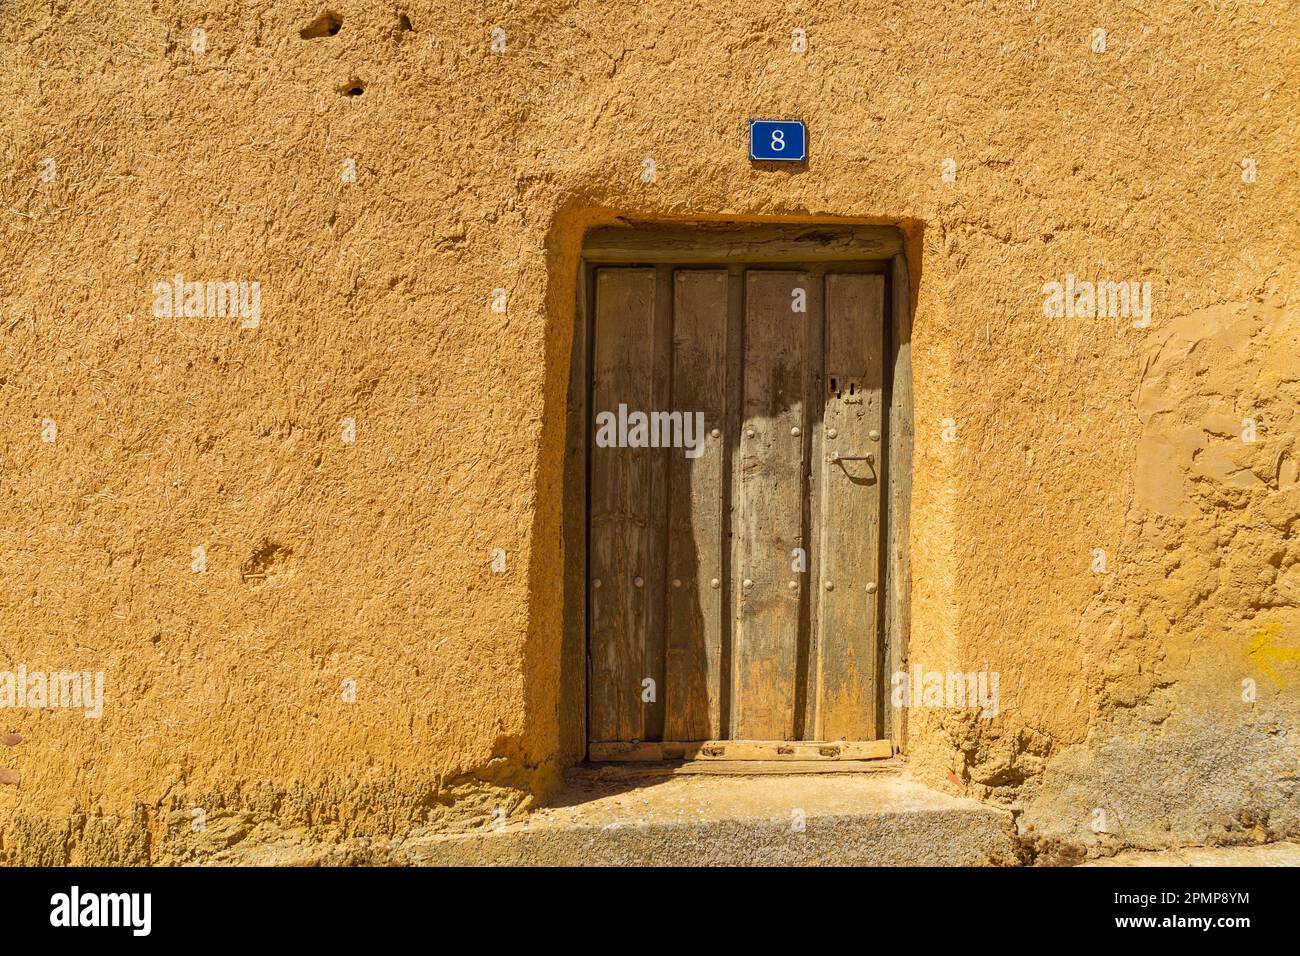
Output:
(561, 222), (914, 760)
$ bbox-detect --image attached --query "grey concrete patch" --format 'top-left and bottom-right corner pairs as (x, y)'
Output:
(1082, 841), (1300, 867)
(1021, 706), (1299, 849)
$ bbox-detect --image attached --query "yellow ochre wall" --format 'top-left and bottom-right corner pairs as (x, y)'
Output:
(0, 1), (1296, 863)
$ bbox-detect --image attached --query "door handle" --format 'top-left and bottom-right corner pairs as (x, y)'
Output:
(826, 451), (874, 464)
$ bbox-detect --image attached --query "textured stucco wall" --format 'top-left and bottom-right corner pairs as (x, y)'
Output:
(0, 1), (1296, 863)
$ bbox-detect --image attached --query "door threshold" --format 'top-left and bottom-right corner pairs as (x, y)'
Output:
(588, 739), (894, 762)
(571, 757), (907, 784)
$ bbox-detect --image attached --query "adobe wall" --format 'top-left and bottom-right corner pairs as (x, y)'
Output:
(0, 1), (1295, 862)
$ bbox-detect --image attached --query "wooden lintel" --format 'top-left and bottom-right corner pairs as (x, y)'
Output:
(583, 225), (903, 264)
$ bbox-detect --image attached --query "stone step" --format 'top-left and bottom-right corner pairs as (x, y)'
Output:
(399, 771), (1018, 866)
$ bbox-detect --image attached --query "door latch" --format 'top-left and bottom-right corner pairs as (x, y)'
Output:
(826, 451), (874, 464)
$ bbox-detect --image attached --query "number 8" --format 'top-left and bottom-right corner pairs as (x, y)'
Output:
(771, 129), (785, 151)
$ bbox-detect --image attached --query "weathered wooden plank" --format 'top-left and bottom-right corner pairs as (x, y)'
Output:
(583, 225), (903, 264)
(733, 271), (811, 740)
(695, 739), (892, 760)
(568, 759), (904, 782)
(588, 741), (699, 761)
(588, 739), (893, 761)
(816, 273), (886, 740)
(588, 268), (657, 742)
(800, 269), (827, 739)
(664, 269), (728, 740)
(885, 253), (914, 749)
(666, 758), (901, 775)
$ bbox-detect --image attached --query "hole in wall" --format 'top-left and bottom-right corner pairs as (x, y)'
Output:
(339, 80), (366, 97)
(241, 541), (291, 584)
(300, 10), (343, 39)
(398, 12), (414, 32)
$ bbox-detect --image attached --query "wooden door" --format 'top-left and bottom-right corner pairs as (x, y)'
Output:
(588, 266), (887, 757)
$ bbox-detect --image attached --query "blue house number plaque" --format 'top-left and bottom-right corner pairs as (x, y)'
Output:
(748, 119), (807, 162)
